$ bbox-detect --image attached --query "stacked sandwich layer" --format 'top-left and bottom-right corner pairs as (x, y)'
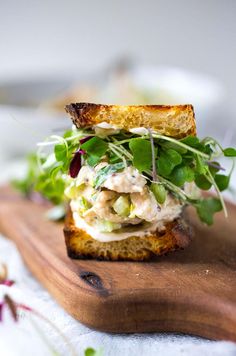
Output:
(66, 153), (184, 243)
(63, 104), (196, 260)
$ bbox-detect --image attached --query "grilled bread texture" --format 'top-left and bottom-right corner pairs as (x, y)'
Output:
(64, 103), (194, 260)
(64, 208), (191, 261)
(65, 103), (196, 138)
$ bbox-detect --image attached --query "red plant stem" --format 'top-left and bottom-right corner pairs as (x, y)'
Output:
(80, 136), (92, 144)
(0, 280), (15, 287)
(0, 302), (4, 322)
(4, 295), (18, 321)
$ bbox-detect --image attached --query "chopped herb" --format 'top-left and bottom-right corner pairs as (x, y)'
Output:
(94, 162), (125, 189)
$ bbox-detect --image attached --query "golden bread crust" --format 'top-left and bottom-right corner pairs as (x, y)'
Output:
(63, 208), (191, 261)
(65, 102), (196, 138)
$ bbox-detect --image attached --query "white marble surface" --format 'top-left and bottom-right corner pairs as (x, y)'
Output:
(0, 160), (236, 355)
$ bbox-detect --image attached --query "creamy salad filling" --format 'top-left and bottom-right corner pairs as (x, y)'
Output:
(65, 163), (183, 242)
(61, 122), (207, 242)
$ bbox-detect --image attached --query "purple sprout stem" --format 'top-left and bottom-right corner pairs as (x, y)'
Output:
(147, 128), (157, 182)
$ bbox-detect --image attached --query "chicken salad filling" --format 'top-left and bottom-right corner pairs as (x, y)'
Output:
(65, 164), (183, 241)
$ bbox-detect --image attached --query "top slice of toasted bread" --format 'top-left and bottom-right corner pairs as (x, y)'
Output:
(65, 103), (196, 138)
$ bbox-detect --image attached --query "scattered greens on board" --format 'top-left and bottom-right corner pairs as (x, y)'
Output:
(84, 348), (103, 356)
(13, 126), (236, 225)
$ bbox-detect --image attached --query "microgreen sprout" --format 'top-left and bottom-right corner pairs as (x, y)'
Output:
(13, 126), (236, 225)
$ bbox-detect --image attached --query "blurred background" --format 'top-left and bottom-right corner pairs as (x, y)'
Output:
(0, 0), (235, 169)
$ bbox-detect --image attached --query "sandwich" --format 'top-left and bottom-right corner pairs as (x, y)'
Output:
(14, 103), (236, 261)
(61, 103), (234, 261)
(63, 104), (195, 260)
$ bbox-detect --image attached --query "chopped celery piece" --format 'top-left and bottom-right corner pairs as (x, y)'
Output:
(113, 196), (130, 217)
(96, 220), (121, 232)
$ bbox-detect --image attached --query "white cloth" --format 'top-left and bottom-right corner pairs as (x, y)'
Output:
(0, 160), (236, 356)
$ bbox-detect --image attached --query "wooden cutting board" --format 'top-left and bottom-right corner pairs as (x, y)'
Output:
(0, 186), (236, 341)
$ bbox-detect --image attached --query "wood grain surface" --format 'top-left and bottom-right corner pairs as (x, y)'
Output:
(0, 186), (236, 340)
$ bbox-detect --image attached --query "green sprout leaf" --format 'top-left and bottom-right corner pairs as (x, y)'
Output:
(194, 174), (212, 190)
(215, 174), (230, 191)
(169, 166), (195, 187)
(81, 137), (108, 166)
(54, 143), (68, 162)
(196, 198), (222, 225)
(12, 153), (40, 196)
(180, 136), (200, 147)
(108, 150), (121, 164)
(129, 138), (153, 172)
(156, 149), (182, 176)
(223, 147), (236, 157)
(208, 161), (222, 176)
(195, 155), (207, 175)
(63, 129), (74, 138)
(13, 126), (236, 227)
(165, 149), (182, 165)
(35, 175), (65, 205)
(156, 155), (172, 176)
(50, 162), (64, 182)
(159, 141), (187, 154)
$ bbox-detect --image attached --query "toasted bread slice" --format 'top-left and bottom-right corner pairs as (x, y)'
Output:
(64, 208), (191, 261)
(65, 103), (196, 138)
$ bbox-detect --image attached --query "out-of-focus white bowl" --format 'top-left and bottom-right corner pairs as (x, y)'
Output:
(0, 105), (67, 158)
(131, 66), (224, 107)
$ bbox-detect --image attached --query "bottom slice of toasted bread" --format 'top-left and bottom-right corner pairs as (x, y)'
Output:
(63, 208), (192, 261)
